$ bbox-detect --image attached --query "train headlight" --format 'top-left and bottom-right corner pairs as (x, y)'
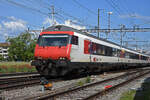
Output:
(57, 57), (67, 66)
(37, 56), (42, 59)
(59, 57), (65, 60)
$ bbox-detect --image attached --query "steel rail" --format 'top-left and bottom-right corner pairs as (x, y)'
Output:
(0, 74), (41, 84)
(83, 70), (150, 100)
(0, 72), (38, 77)
(30, 69), (145, 100)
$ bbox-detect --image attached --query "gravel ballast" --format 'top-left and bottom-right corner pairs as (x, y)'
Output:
(0, 72), (125, 100)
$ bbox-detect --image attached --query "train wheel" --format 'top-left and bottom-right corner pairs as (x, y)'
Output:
(35, 66), (42, 75)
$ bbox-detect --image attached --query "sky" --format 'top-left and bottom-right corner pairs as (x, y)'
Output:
(0, 0), (150, 52)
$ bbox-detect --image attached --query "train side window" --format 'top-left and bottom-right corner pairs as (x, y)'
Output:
(71, 35), (78, 45)
(92, 42), (97, 54)
(101, 45), (105, 55)
(37, 35), (42, 45)
(95, 44), (105, 55)
(142, 56), (148, 60)
(105, 46), (112, 56)
(129, 53), (133, 59)
(125, 52), (130, 58)
(112, 48), (117, 57)
(117, 49), (121, 57)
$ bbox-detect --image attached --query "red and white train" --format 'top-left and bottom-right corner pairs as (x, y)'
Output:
(31, 25), (150, 77)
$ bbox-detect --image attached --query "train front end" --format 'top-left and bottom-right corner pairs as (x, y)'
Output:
(31, 26), (73, 77)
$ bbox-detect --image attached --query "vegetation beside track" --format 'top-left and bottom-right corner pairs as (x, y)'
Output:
(77, 76), (91, 86)
(0, 62), (36, 73)
(6, 32), (36, 61)
(120, 79), (150, 100)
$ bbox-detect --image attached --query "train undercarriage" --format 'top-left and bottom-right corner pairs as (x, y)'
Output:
(31, 59), (72, 77)
(31, 59), (150, 78)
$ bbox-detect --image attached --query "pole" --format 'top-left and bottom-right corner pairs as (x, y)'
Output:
(98, 8), (100, 38)
(121, 32), (123, 47)
(108, 13), (110, 33)
(51, 5), (54, 25)
(107, 12), (112, 40)
(120, 24), (125, 47)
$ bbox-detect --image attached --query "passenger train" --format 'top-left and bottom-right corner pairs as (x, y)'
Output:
(31, 25), (150, 77)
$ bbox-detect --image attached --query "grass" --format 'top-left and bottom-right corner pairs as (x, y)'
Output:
(120, 90), (136, 100)
(77, 76), (91, 86)
(120, 81), (150, 100)
(0, 62), (36, 73)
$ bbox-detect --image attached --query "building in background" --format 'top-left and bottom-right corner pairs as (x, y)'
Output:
(0, 43), (10, 59)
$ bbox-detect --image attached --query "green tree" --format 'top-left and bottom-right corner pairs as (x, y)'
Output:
(7, 32), (36, 61)
(0, 54), (4, 61)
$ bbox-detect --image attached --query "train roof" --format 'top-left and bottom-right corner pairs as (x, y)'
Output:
(43, 25), (150, 57)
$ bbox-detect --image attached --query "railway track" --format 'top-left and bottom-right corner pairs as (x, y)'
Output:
(0, 72), (41, 90)
(0, 77), (41, 90)
(24, 68), (150, 100)
(0, 72), (63, 91)
(83, 70), (150, 100)
(0, 72), (38, 77)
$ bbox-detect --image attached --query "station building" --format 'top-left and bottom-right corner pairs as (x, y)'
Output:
(0, 43), (10, 59)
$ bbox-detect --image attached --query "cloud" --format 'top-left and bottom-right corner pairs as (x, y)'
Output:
(3, 21), (26, 31)
(0, 24), (2, 29)
(0, 16), (27, 42)
(119, 13), (150, 21)
(63, 20), (86, 30)
(43, 17), (86, 30)
(7, 16), (17, 21)
(43, 17), (58, 26)
(2, 16), (27, 31)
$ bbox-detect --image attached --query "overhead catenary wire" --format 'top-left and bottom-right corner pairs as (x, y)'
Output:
(55, 8), (96, 28)
(71, 0), (107, 26)
(27, 0), (96, 28)
(105, 0), (122, 16)
(4, 0), (49, 16)
(114, 0), (149, 27)
(26, 0), (50, 9)
(118, 0), (132, 15)
(109, 0), (124, 14)
(71, 0), (97, 15)
(4, 0), (94, 28)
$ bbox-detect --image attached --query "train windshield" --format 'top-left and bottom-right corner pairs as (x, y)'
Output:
(37, 34), (69, 46)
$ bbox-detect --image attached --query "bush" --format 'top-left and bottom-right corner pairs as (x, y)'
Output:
(0, 62), (36, 73)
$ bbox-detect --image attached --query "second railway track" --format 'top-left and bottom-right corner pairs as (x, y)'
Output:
(0, 73), (41, 90)
(0, 72), (63, 91)
(0, 72), (38, 77)
(24, 68), (150, 100)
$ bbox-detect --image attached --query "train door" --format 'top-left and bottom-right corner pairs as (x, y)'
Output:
(84, 40), (91, 62)
(70, 35), (80, 62)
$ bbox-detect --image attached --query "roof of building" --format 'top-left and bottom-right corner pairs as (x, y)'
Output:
(0, 43), (10, 47)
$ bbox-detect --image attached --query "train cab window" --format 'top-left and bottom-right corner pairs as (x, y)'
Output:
(37, 34), (69, 46)
(71, 35), (78, 45)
